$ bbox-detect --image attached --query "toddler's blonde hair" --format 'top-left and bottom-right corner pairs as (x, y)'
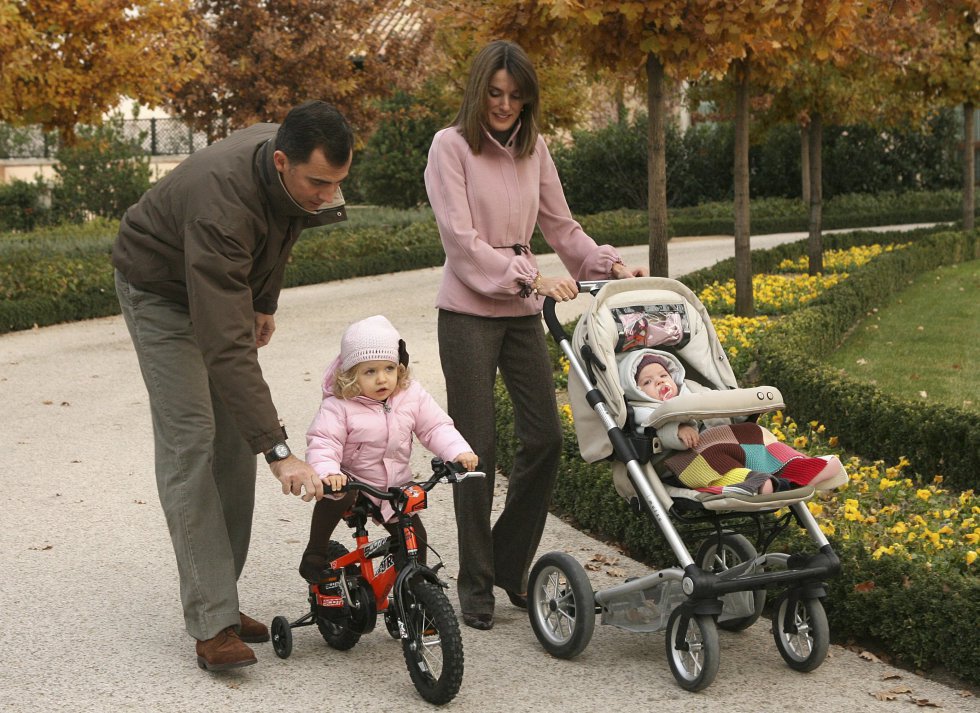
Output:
(333, 362), (411, 400)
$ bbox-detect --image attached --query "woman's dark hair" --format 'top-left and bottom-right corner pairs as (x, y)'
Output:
(275, 100), (354, 167)
(453, 40), (540, 158)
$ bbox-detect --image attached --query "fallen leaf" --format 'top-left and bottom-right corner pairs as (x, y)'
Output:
(907, 695), (941, 707)
(860, 650), (882, 663)
(882, 674), (903, 681)
(29, 544), (53, 551)
(916, 325), (924, 331)
(856, 358), (868, 365)
(606, 567), (627, 577)
(918, 391), (928, 399)
(584, 562), (601, 571)
(61, 401), (70, 406)
(133, 499), (146, 505)
(958, 690), (974, 698)
(854, 580), (876, 593)
(42, 400), (53, 405)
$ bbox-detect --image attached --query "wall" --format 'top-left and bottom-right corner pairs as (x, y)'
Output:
(0, 155), (186, 185)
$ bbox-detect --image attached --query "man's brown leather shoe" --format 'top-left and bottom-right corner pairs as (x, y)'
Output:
(239, 612), (270, 643)
(195, 626), (257, 671)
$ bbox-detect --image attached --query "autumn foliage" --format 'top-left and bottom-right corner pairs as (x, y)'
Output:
(168, 0), (436, 140)
(0, 0), (204, 141)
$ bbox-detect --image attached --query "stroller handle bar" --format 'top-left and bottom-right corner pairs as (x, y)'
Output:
(541, 280), (610, 344)
(339, 458), (485, 502)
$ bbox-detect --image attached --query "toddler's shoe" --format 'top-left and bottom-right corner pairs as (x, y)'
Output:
(196, 626), (257, 671)
(299, 553), (327, 584)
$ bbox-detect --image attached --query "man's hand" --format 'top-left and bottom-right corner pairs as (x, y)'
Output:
(269, 455), (324, 502)
(255, 312), (276, 348)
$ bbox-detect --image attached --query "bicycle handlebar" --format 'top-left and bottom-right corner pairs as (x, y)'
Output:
(338, 458), (485, 502)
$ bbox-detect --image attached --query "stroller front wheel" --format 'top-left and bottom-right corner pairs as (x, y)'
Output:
(772, 595), (829, 672)
(665, 608), (720, 692)
(528, 552), (596, 659)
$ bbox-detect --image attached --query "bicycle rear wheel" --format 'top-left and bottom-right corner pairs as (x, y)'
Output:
(400, 580), (464, 705)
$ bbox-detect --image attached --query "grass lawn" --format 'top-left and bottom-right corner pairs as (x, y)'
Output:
(826, 259), (979, 412)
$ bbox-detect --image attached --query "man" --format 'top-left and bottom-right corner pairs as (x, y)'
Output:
(112, 100), (352, 670)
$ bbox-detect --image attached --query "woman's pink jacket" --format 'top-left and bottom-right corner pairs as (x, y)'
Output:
(306, 365), (472, 522)
(424, 125), (624, 318)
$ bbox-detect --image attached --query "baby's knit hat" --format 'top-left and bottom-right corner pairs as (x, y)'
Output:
(340, 315), (401, 372)
(635, 353), (671, 383)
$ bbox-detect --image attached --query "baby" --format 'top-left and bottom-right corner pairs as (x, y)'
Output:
(633, 353), (700, 449)
(620, 349), (844, 496)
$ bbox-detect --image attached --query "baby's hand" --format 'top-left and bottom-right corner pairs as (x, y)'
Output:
(678, 425), (699, 449)
(322, 472), (348, 492)
(455, 451), (479, 471)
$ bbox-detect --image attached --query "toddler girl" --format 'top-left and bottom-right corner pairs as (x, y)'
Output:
(299, 315), (478, 583)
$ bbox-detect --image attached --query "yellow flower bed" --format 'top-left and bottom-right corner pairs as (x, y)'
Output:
(761, 412), (979, 574)
(699, 273), (847, 315)
(776, 243), (909, 273)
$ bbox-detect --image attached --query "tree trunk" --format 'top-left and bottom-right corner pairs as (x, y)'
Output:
(800, 122), (811, 203)
(733, 59), (753, 317)
(807, 112), (824, 275)
(964, 102), (975, 231)
(647, 53), (669, 277)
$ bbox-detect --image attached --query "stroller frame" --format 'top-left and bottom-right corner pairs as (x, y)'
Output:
(527, 279), (841, 692)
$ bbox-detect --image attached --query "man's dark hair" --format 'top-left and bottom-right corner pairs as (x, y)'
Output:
(275, 101), (353, 167)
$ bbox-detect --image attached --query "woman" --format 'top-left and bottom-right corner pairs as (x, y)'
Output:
(424, 39), (646, 630)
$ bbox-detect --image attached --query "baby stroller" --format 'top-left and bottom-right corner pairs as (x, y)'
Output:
(527, 277), (843, 692)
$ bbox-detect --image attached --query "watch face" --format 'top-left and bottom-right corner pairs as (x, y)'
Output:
(274, 444), (290, 459)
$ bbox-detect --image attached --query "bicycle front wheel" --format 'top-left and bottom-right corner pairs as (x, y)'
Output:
(399, 580), (464, 705)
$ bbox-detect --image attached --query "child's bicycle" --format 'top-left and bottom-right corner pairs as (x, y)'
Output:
(270, 458), (484, 705)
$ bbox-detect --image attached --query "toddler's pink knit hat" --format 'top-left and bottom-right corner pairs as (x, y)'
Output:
(340, 315), (401, 372)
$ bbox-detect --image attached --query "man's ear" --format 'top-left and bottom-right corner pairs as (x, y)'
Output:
(273, 149), (288, 173)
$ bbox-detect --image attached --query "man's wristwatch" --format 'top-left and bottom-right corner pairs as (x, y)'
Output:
(265, 441), (291, 464)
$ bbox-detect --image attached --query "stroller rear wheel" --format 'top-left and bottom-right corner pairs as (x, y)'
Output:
(695, 532), (766, 632)
(772, 594), (829, 672)
(665, 608), (720, 692)
(528, 552), (596, 659)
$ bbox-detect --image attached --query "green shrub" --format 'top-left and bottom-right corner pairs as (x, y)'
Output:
(552, 110), (963, 213)
(356, 91), (448, 209)
(0, 178), (52, 231)
(551, 115), (655, 214)
(50, 116), (151, 222)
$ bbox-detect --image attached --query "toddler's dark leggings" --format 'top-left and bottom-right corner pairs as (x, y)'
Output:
(302, 491), (428, 568)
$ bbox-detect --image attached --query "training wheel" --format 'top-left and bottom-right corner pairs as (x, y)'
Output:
(271, 615), (293, 659)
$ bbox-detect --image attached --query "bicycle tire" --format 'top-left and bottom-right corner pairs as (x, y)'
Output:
(400, 580), (464, 705)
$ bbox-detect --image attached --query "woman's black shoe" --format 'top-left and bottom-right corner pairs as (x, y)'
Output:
(462, 613), (494, 630)
(504, 590), (527, 609)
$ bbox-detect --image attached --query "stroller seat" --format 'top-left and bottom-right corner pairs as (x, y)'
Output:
(566, 277), (845, 514)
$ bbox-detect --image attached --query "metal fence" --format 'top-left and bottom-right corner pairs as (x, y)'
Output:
(0, 118), (216, 159)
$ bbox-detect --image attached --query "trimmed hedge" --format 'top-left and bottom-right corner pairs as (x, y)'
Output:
(751, 229), (980, 491)
(0, 190), (971, 336)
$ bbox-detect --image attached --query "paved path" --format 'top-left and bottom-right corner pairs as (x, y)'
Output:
(2, 225), (974, 712)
